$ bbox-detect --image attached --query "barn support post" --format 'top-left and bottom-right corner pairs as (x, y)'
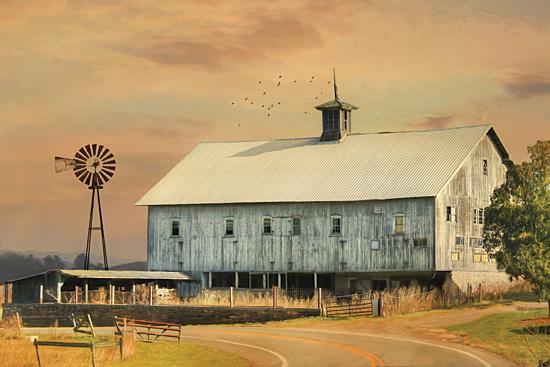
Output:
(262, 274), (266, 289)
(107, 282), (112, 305)
(229, 286), (235, 307)
(313, 273), (318, 290)
(84, 282), (89, 303)
(148, 283), (153, 306)
(154, 283), (158, 305)
(56, 282), (62, 304)
(39, 285), (44, 304)
(132, 282), (136, 304)
(208, 272), (212, 288)
(277, 274), (282, 288)
(4, 283), (9, 305)
(317, 288), (322, 310)
(248, 273), (252, 289)
(111, 284), (116, 305)
(234, 272), (239, 289)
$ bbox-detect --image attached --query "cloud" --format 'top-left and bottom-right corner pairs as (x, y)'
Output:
(118, 11), (322, 68)
(409, 115), (454, 129)
(505, 74), (550, 99)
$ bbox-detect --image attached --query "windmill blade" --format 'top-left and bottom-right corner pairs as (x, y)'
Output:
(102, 159), (116, 166)
(96, 145), (105, 158)
(102, 166), (116, 172)
(91, 144), (98, 156)
(78, 147), (90, 159)
(75, 151), (88, 162)
(101, 169), (114, 177)
(98, 170), (110, 183)
(102, 153), (114, 161)
(84, 144), (93, 158)
(78, 171), (90, 184)
(54, 157), (77, 173)
(84, 171), (93, 186)
(99, 148), (111, 159)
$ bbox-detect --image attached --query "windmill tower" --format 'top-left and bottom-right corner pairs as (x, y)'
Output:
(55, 144), (116, 270)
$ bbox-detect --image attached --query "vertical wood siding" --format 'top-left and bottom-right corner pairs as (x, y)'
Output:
(435, 135), (508, 271)
(147, 198), (435, 275)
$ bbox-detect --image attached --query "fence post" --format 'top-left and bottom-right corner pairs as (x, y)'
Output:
(478, 283), (482, 302)
(39, 285), (44, 304)
(378, 292), (384, 317)
(84, 282), (89, 304)
(272, 286), (277, 308)
(75, 286), (79, 304)
(229, 287), (235, 307)
(132, 283), (136, 304)
(15, 312), (22, 336)
(317, 288), (322, 311)
(149, 284), (153, 306)
(34, 340), (42, 367)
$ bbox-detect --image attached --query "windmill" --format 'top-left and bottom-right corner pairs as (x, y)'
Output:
(55, 144), (116, 270)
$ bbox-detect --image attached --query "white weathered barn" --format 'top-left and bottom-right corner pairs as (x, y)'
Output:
(137, 91), (512, 295)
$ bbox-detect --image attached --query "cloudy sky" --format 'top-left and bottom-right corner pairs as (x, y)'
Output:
(0, 0), (548, 262)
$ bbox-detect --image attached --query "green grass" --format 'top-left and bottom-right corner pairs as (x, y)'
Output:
(111, 341), (248, 367)
(447, 310), (550, 367)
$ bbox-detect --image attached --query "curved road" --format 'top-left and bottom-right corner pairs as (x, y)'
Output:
(182, 326), (516, 367)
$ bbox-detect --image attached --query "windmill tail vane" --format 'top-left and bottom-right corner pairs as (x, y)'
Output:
(54, 144), (116, 270)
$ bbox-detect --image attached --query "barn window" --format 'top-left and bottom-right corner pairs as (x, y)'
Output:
(291, 217), (301, 236)
(470, 237), (483, 247)
(331, 216), (342, 235)
(413, 237), (427, 247)
(225, 218), (234, 236)
(323, 110), (340, 131)
(482, 159), (488, 176)
(393, 214), (404, 234)
(455, 236), (465, 246)
(263, 217), (272, 234)
(473, 253), (483, 263)
(482, 254), (489, 263)
(451, 251), (460, 262)
(473, 208), (485, 225)
(171, 220), (180, 237)
(446, 206), (457, 222)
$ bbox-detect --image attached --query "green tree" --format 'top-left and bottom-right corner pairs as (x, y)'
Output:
(483, 140), (550, 316)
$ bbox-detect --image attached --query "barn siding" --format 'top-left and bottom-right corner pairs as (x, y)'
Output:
(435, 135), (508, 271)
(147, 198), (435, 275)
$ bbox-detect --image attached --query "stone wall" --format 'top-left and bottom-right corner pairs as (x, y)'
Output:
(447, 270), (512, 291)
(2, 303), (320, 327)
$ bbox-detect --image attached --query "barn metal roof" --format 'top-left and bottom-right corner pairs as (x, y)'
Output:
(4, 269), (193, 283)
(136, 125), (508, 206)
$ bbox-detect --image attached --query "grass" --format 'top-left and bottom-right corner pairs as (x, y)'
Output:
(447, 310), (550, 367)
(110, 341), (248, 367)
(0, 315), (247, 367)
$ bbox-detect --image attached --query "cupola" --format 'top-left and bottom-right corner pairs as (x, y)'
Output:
(315, 69), (358, 142)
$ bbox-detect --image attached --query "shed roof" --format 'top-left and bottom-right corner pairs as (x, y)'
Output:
(136, 125), (509, 206)
(4, 269), (193, 283)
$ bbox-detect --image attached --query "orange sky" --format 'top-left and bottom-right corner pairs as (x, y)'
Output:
(0, 0), (548, 262)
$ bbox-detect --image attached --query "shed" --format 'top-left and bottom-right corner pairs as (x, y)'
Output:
(2, 269), (196, 305)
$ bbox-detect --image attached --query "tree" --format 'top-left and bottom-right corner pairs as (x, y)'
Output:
(483, 140), (550, 317)
(42, 255), (66, 270)
(73, 253), (86, 269)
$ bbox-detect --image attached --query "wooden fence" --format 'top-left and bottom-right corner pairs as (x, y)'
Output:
(33, 339), (122, 367)
(114, 316), (182, 343)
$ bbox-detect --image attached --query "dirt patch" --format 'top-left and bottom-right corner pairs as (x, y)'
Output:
(517, 317), (550, 326)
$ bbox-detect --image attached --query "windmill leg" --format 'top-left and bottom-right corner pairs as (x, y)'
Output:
(96, 188), (109, 270)
(85, 187), (96, 270)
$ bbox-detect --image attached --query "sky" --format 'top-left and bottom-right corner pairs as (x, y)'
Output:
(0, 0), (549, 262)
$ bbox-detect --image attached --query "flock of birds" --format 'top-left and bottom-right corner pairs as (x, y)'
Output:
(231, 74), (333, 120)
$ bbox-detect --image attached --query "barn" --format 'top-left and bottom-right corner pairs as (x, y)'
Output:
(137, 89), (512, 296)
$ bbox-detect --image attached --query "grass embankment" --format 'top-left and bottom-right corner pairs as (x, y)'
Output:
(0, 317), (247, 367)
(447, 310), (550, 367)
(112, 341), (247, 367)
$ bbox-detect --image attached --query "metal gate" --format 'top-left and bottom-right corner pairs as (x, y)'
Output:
(324, 294), (374, 317)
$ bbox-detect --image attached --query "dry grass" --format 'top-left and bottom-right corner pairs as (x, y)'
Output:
(179, 288), (318, 308)
(0, 316), (129, 367)
(382, 280), (534, 317)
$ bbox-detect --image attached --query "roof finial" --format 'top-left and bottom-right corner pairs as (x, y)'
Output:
(333, 68), (339, 101)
